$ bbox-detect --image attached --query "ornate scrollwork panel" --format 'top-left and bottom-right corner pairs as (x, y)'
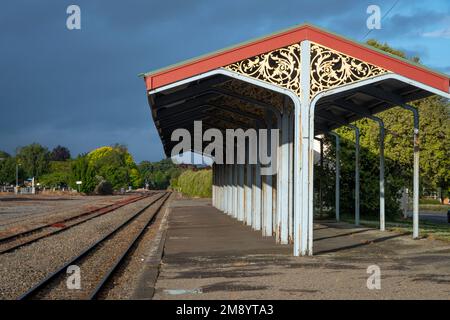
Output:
(310, 43), (388, 99)
(225, 43), (301, 96)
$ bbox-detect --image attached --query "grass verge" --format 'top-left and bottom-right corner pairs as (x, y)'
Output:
(340, 215), (450, 242)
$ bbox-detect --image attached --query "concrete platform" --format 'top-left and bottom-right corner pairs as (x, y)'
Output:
(152, 198), (450, 299)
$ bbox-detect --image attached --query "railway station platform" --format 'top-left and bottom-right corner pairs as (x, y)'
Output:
(147, 198), (450, 300)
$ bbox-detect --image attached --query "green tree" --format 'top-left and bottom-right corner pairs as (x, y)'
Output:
(16, 143), (50, 179)
(321, 40), (450, 218)
(39, 161), (73, 188)
(80, 144), (142, 191)
(0, 151), (14, 185)
(0, 157), (21, 185)
(0, 150), (11, 159)
(138, 158), (182, 190)
(367, 40), (450, 201)
(50, 145), (71, 161)
(71, 154), (96, 193)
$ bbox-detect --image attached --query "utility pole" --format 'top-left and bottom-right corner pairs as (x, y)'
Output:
(15, 163), (21, 194)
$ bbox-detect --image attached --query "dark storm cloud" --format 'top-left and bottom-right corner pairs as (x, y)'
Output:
(0, 0), (448, 161)
(363, 8), (450, 41)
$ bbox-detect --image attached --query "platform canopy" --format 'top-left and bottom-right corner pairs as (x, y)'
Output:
(142, 24), (450, 256)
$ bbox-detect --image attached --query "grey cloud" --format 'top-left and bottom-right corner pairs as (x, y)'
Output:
(1, 0), (448, 162)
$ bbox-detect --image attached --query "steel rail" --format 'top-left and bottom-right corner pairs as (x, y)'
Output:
(0, 193), (151, 242)
(88, 192), (171, 299)
(0, 193), (158, 254)
(18, 192), (169, 300)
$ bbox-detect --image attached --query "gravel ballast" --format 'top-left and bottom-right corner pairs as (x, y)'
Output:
(0, 192), (165, 300)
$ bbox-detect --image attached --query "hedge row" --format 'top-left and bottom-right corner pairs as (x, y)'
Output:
(174, 169), (212, 198)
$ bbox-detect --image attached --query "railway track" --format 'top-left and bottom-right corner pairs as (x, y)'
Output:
(0, 192), (159, 254)
(0, 193), (151, 228)
(18, 191), (170, 300)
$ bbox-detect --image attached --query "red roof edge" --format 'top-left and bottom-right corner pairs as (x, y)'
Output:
(144, 24), (450, 95)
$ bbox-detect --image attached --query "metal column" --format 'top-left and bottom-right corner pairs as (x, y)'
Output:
(278, 103), (290, 244)
(223, 164), (227, 212)
(253, 163), (262, 230)
(224, 165), (227, 213)
(349, 124), (361, 226)
(212, 164), (216, 207)
(318, 138), (324, 218)
(262, 120), (273, 237)
(238, 164), (245, 221)
(227, 164), (232, 215)
(316, 115), (360, 227)
(293, 40), (311, 256)
(329, 132), (340, 222)
(233, 163), (238, 218)
(333, 103), (386, 230)
(262, 174), (272, 236)
(288, 111), (294, 242)
(216, 165), (220, 210)
(245, 163), (253, 226)
(221, 165), (225, 212)
(400, 104), (420, 239)
(379, 123), (385, 231)
(231, 164), (234, 216)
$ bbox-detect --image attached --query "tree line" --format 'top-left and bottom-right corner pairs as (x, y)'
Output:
(315, 40), (449, 218)
(0, 143), (183, 194)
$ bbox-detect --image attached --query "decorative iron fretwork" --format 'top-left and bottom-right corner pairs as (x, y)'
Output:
(218, 79), (285, 112)
(310, 43), (388, 99)
(225, 44), (301, 96)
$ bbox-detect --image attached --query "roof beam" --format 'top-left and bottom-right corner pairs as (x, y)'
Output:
(316, 111), (349, 126)
(153, 76), (227, 107)
(358, 86), (406, 106)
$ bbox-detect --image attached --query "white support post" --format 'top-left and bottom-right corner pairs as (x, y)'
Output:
(231, 165), (234, 216)
(223, 165), (227, 213)
(221, 165), (225, 211)
(288, 111), (294, 242)
(413, 127), (419, 239)
(329, 132), (340, 222)
(302, 41), (313, 256)
(349, 125), (361, 226)
(217, 165), (221, 210)
(212, 164), (216, 207)
(262, 174), (273, 236)
(238, 164), (245, 221)
(276, 129), (281, 241)
(379, 124), (385, 231)
(294, 40), (311, 256)
(399, 105), (420, 239)
(230, 165), (234, 216)
(413, 123), (419, 239)
(254, 163), (262, 230)
(262, 119), (273, 237)
(227, 165), (232, 215)
(224, 165), (228, 213)
(245, 163), (253, 226)
(233, 163), (238, 218)
(279, 102), (290, 244)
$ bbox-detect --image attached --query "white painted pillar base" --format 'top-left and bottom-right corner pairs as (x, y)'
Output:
(245, 164), (253, 226)
(253, 164), (262, 230)
(238, 164), (245, 221)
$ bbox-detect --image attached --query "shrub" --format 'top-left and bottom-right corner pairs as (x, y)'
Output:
(175, 169), (212, 198)
(94, 179), (113, 195)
